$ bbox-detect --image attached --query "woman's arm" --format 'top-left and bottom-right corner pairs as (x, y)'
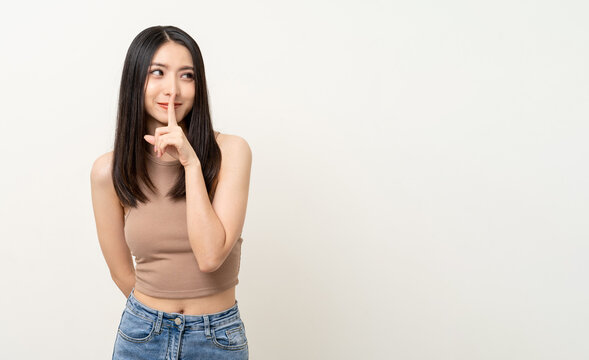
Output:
(184, 134), (252, 273)
(90, 151), (136, 297)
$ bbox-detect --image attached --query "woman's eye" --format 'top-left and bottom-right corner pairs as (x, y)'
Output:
(149, 70), (193, 79)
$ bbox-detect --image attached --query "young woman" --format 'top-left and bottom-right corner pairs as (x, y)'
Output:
(90, 25), (252, 359)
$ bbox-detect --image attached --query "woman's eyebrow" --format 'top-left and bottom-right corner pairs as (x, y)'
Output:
(150, 62), (194, 71)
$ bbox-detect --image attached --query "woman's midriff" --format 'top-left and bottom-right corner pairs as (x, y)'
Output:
(133, 286), (237, 315)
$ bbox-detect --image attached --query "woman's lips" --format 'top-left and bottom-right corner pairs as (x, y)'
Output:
(158, 103), (181, 109)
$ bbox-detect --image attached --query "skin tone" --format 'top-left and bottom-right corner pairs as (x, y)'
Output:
(91, 38), (251, 316)
(132, 41), (238, 313)
(142, 41), (200, 168)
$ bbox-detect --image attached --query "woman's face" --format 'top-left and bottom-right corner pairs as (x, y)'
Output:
(144, 41), (195, 127)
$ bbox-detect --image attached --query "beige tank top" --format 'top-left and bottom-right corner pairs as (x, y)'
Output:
(123, 137), (243, 298)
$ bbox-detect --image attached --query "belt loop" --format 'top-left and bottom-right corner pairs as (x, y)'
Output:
(155, 311), (163, 334)
(204, 315), (211, 338)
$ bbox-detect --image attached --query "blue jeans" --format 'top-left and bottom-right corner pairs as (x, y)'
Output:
(112, 287), (249, 359)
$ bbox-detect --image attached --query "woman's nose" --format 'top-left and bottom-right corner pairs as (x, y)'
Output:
(164, 77), (180, 96)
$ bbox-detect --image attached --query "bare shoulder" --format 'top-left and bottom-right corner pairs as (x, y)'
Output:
(216, 132), (252, 156)
(90, 151), (114, 187)
(215, 133), (252, 182)
(90, 150), (127, 212)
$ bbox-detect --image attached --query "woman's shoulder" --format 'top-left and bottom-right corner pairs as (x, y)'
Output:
(215, 133), (252, 172)
(90, 151), (125, 208)
(215, 131), (250, 151)
(90, 151), (114, 187)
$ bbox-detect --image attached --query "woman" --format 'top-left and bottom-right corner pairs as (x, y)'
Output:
(90, 25), (252, 359)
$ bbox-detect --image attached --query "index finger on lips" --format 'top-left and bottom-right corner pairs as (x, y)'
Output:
(168, 93), (177, 127)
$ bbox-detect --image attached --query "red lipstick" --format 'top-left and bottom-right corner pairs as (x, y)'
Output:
(157, 102), (181, 109)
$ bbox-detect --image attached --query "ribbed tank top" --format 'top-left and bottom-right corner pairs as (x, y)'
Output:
(124, 146), (243, 299)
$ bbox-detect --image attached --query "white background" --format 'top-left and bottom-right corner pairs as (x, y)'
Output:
(0, 1), (588, 359)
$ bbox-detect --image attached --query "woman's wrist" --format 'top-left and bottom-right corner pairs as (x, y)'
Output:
(183, 159), (201, 171)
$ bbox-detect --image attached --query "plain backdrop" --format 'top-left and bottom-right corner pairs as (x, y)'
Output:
(0, 0), (588, 359)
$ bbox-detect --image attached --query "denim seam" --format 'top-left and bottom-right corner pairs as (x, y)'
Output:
(125, 304), (156, 324)
(183, 315), (240, 330)
(227, 325), (243, 336)
(126, 302), (240, 330)
(117, 322), (156, 343)
(118, 329), (155, 343)
(210, 324), (248, 351)
(180, 326), (186, 358)
(165, 327), (171, 355)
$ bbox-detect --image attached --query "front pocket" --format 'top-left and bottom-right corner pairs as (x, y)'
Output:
(210, 319), (248, 350)
(117, 307), (156, 343)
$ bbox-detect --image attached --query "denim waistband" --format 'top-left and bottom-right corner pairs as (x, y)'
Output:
(125, 287), (240, 329)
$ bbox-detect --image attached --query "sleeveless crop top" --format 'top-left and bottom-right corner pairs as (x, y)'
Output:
(123, 140), (243, 299)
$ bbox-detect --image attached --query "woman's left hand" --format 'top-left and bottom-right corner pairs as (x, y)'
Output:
(143, 93), (200, 168)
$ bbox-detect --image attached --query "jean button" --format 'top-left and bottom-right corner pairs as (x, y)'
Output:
(175, 318), (182, 325)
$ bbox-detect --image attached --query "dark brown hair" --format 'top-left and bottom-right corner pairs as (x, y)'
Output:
(112, 25), (221, 207)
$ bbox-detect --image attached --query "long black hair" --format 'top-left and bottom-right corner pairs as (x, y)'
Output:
(112, 25), (221, 207)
